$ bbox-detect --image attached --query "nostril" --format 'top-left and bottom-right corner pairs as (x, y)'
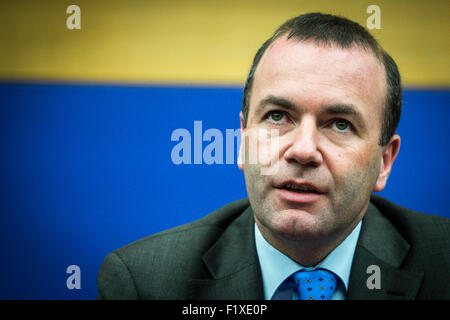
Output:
(284, 149), (323, 167)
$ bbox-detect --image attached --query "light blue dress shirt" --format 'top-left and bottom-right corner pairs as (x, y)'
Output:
(254, 221), (362, 300)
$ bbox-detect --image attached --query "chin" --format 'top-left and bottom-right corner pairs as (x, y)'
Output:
(265, 208), (332, 241)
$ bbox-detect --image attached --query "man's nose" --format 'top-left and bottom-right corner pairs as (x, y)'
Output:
(283, 117), (323, 167)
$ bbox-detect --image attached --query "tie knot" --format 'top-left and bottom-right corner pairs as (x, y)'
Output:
(291, 268), (338, 300)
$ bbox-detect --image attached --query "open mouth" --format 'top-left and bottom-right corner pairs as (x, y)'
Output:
(280, 183), (323, 194)
(275, 181), (324, 203)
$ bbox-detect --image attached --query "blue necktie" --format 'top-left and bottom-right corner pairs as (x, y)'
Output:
(290, 268), (338, 300)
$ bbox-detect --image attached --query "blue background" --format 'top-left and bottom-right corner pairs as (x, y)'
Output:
(0, 82), (449, 299)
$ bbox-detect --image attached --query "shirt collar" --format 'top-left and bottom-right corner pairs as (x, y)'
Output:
(254, 220), (362, 300)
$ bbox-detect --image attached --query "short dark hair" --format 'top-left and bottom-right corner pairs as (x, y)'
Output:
(242, 12), (401, 146)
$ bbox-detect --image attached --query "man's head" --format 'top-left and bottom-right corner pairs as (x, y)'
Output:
(242, 12), (402, 146)
(237, 13), (401, 264)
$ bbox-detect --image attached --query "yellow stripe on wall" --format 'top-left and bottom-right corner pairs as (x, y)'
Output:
(0, 0), (449, 86)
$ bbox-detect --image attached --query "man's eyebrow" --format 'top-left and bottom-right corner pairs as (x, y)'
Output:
(324, 104), (366, 128)
(255, 96), (367, 127)
(256, 95), (298, 113)
(324, 104), (359, 116)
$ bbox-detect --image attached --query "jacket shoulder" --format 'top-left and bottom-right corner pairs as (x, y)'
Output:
(97, 198), (250, 299)
(370, 194), (450, 240)
(370, 195), (450, 299)
(117, 198), (250, 252)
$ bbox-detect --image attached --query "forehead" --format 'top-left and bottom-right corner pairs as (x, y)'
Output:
(251, 37), (387, 121)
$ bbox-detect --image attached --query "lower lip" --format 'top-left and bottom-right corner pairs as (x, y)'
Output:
(275, 188), (323, 203)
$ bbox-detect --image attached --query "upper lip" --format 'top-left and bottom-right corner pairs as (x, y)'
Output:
(276, 180), (325, 194)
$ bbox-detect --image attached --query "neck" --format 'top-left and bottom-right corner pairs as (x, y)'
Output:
(255, 215), (363, 267)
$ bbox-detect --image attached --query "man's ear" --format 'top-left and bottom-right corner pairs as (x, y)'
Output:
(373, 134), (401, 192)
(237, 112), (245, 171)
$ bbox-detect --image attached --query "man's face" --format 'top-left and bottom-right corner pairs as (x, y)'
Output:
(238, 37), (400, 247)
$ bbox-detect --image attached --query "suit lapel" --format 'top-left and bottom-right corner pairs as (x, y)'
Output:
(187, 206), (265, 299)
(187, 198), (424, 299)
(347, 201), (423, 300)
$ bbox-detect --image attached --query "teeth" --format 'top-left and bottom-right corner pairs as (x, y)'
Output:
(285, 183), (315, 192)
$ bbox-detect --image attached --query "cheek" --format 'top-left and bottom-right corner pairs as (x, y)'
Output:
(325, 144), (381, 188)
(243, 129), (282, 167)
(242, 141), (271, 193)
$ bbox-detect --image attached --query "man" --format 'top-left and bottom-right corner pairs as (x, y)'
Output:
(97, 13), (450, 300)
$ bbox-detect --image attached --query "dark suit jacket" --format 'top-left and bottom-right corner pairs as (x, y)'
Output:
(97, 195), (450, 299)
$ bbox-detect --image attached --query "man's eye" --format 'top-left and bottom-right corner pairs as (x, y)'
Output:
(332, 119), (352, 132)
(268, 111), (286, 123)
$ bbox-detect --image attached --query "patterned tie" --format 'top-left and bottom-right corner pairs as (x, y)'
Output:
(291, 268), (338, 300)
